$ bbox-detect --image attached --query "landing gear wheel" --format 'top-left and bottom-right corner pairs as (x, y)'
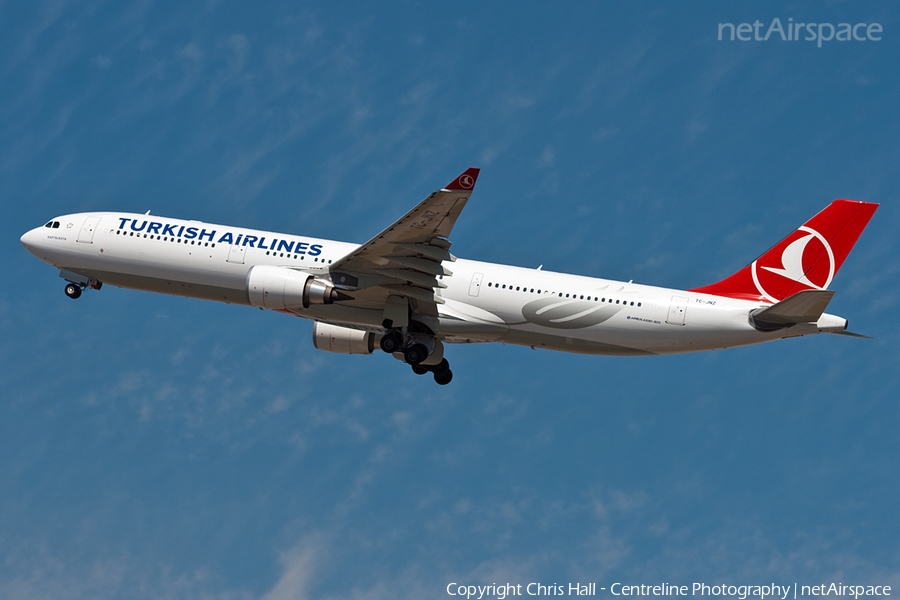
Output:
(411, 364), (429, 375)
(403, 343), (428, 365)
(380, 330), (402, 353)
(434, 369), (453, 385)
(64, 283), (82, 299)
(431, 358), (450, 376)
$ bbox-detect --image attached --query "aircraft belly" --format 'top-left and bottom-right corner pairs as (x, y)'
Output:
(500, 327), (656, 356)
(489, 301), (774, 356)
(76, 268), (248, 304)
(431, 298), (509, 342)
(54, 235), (250, 302)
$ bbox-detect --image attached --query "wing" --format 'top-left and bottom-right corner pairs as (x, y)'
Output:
(328, 168), (480, 316)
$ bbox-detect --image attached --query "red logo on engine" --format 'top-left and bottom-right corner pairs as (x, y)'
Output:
(751, 226), (835, 302)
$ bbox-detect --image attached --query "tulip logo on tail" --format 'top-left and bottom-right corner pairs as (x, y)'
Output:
(751, 226), (835, 303)
(458, 174), (475, 189)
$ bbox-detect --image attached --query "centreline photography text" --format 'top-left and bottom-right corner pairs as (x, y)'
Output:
(446, 582), (893, 599)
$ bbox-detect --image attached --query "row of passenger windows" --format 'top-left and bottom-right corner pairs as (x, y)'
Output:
(486, 281), (642, 307)
(112, 229), (332, 263)
(265, 250), (332, 264)
(114, 229), (216, 247)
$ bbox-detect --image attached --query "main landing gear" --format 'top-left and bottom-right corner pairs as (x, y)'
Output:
(414, 358), (452, 386)
(380, 328), (453, 385)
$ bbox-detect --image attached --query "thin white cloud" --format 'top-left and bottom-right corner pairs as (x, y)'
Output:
(260, 535), (326, 600)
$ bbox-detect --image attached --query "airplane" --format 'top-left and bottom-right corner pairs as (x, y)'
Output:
(20, 168), (878, 385)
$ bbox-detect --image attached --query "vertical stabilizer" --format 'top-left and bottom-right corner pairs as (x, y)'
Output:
(690, 200), (878, 302)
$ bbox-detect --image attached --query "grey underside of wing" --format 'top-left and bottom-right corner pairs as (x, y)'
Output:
(327, 189), (471, 316)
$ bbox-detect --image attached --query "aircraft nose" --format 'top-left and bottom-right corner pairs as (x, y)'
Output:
(20, 227), (42, 254)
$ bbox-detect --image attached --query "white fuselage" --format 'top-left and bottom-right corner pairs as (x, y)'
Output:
(21, 212), (848, 356)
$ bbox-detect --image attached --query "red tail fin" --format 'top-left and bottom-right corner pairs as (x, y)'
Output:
(689, 200), (878, 302)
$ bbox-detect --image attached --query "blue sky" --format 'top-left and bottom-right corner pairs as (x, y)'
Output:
(3, 1), (899, 598)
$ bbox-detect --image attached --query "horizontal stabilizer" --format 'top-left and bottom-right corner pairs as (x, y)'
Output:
(750, 289), (835, 330)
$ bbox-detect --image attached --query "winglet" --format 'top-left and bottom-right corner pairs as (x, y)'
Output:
(444, 167), (480, 191)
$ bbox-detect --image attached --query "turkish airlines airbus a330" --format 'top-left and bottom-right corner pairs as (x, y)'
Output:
(21, 168), (878, 385)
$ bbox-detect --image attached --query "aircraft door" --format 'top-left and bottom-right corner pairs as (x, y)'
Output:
(666, 295), (688, 325)
(227, 244), (246, 264)
(468, 272), (483, 297)
(76, 216), (101, 243)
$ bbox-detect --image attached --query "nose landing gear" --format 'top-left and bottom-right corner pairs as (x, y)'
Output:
(64, 283), (82, 299)
(60, 270), (101, 299)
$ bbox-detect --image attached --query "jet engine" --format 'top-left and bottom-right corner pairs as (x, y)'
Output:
(246, 265), (341, 310)
(312, 322), (376, 354)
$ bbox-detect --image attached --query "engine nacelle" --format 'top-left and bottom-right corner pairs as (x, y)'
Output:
(246, 265), (340, 310)
(312, 322), (376, 354)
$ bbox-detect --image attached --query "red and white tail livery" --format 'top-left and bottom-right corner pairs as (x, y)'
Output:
(21, 169), (878, 385)
(690, 200), (878, 302)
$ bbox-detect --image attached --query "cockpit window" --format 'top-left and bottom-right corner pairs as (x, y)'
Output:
(45, 222), (53, 228)
(52, 222), (60, 228)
